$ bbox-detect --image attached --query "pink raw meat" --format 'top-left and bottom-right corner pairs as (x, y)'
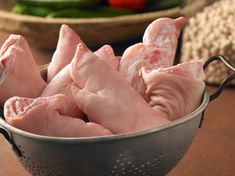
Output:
(119, 17), (185, 98)
(142, 60), (205, 121)
(70, 43), (169, 134)
(94, 44), (119, 70)
(0, 35), (47, 106)
(47, 25), (82, 82)
(41, 64), (84, 118)
(4, 94), (112, 137)
(41, 44), (119, 118)
(119, 43), (171, 99)
(143, 17), (185, 50)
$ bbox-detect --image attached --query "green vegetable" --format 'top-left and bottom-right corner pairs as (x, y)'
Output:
(46, 7), (134, 18)
(14, 0), (102, 9)
(148, 0), (181, 10)
(12, 4), (55, 16)
(11, 0), (181, 18)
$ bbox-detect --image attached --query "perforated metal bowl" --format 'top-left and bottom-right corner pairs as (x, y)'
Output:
(0, 55), (234, 176)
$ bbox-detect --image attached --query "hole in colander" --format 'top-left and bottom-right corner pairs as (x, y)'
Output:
(109, 152), (166, 176)
(17, 146), (62, 176)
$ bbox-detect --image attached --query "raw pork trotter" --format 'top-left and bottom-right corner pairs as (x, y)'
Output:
(47, 24), (119, 82)
(47, 25), (83, 82)
(42, 39), (118, 119)
(142, 60), (205, 121)
(94, 44), (119, 70)
(0, 35), (46, 106)
(41, 64), (85, 118)
(4, 94), (112, 137)
(70, 43), (169, 134)
(119, 17), (185, 98)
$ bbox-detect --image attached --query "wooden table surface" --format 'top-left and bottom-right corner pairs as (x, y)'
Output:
(0, 31), (235, 176)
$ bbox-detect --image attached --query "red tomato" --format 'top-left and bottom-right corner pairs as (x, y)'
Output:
(108, 0), (146, 10)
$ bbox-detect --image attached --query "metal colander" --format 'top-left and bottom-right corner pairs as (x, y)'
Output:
(0, 55), (234, 176)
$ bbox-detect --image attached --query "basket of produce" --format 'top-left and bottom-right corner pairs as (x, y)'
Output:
(0, 0), (182, 49)
(1, 16), (235, 176)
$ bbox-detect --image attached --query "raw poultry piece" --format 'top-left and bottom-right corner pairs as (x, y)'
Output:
(47, 24), (83, 82)
(4, 94), (112, 137)
(0, 35), (47, 106)
(41, 43), (118, 118)
(142, 60), (205, 121)
(119, 17), (185, 98)
(70, 43), (169, 134)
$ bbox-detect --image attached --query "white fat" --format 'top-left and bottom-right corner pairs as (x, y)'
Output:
(155, 24), (176, 48)
(0, 47), (14, 61)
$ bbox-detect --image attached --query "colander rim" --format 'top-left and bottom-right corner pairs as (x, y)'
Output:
(0, 91), (210, 143)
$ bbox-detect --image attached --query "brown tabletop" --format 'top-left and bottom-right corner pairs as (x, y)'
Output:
(0, 31), (235, 176)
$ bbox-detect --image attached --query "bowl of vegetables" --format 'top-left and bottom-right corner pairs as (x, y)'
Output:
(0, 0), (182, 49)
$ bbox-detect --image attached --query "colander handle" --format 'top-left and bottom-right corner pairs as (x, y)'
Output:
(0, 126), (22, 157)
(203, 55), (235, 101)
